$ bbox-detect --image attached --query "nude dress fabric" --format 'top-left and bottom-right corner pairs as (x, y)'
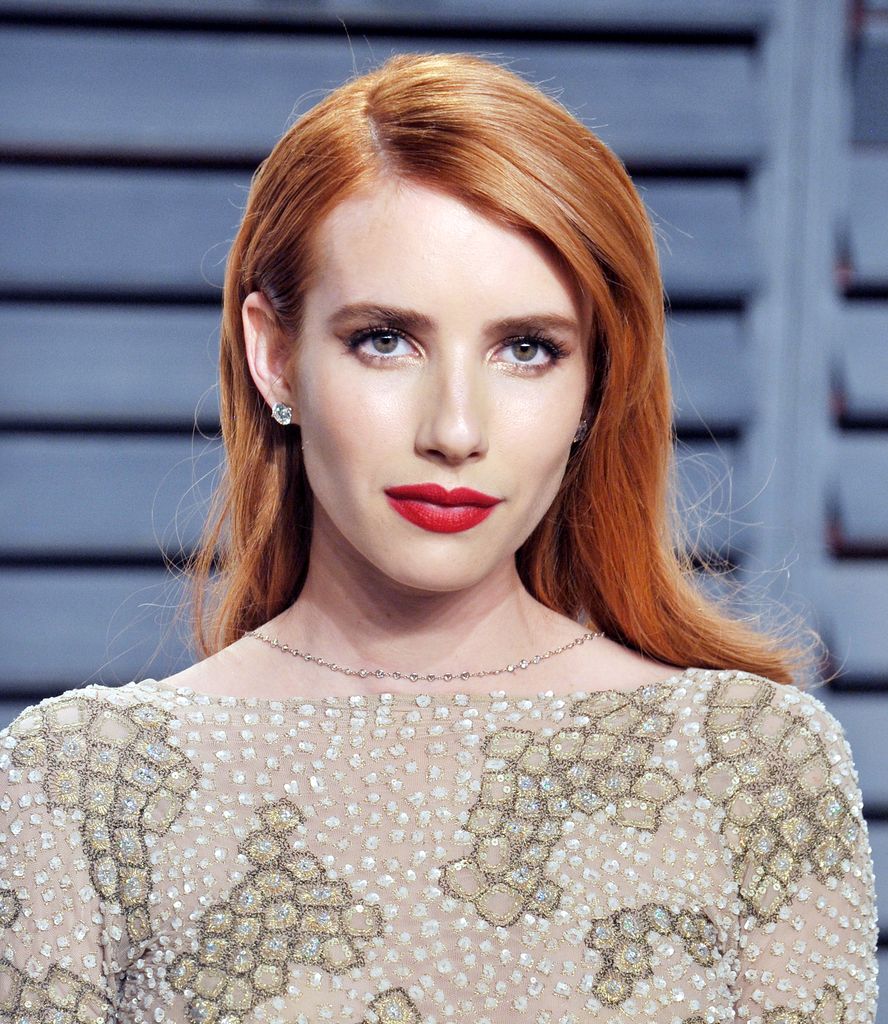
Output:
(0, 667), (879, 1023)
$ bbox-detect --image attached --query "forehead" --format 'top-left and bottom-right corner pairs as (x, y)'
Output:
(308, 178), (586, 319)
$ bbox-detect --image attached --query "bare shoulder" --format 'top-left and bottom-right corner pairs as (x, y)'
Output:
(157, 637), (265, 698)
(571, 634), (688, 691)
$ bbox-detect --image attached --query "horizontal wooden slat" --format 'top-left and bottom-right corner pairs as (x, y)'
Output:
(0, 435), (223, 555)
(831, 437), (888, 549)
(847, 153), (888, 288)
(0, 0), (776, 31)
(819, 564), (888, 683)
(667, 312), (749, 431)
(832, 305), (888, 423)
(0, 167), (755, 299)
(0, 304), (746, 431)
(0, 567), (195, 688)
(0, 304), (221, 427)
(0, 166), (245, 294)
(852, 21), (888, 144)
(816, 687), (888, 809)
(0, 28), (763, 166)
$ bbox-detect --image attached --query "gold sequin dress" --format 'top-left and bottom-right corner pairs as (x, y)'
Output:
(0, 667), (879, 1023)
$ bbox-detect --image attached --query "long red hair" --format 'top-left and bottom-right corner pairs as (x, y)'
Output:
(183, 52), (823, 686)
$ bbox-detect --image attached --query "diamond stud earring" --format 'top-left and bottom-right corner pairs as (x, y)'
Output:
(271, 402), (292, 426)
(572, 418), (588, 444)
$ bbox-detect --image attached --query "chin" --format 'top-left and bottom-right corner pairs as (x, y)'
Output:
(372, 554), (494, 596)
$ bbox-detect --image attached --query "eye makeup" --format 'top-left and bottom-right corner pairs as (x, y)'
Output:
(343, 323), (570, 373)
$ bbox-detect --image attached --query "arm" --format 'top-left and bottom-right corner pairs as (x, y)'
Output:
(0, 694), (122, 1020)
(728, 685), (879, 1023)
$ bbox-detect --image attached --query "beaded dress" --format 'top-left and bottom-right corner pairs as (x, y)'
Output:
(0, 667), (879, 1024)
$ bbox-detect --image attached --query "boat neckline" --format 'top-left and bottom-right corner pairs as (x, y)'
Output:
(131, 667), (705, 711)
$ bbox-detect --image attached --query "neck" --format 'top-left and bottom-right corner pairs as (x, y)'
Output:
(265, 549), (582, 680)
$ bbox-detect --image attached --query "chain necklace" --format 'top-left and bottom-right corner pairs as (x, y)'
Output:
(244, 627), (605, 683)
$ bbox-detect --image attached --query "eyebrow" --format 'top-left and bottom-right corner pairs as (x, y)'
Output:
(325, 302), (581, 337)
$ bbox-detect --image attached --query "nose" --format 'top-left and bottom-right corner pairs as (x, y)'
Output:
(415, 347), (489, 465)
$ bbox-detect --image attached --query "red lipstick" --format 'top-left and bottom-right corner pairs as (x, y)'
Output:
(384, 483), (502, 534)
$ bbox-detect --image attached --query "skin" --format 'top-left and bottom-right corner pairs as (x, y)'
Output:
(165, 177), (684, 698)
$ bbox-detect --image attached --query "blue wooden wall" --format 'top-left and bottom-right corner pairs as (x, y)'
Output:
(0, 0), (885, 1002)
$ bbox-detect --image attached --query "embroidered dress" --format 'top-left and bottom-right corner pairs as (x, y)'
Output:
(0, 668), (879, 1023)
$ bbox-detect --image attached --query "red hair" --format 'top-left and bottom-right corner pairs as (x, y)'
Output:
(184, 52), (823, 685)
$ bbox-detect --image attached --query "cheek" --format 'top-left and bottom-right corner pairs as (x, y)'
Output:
(302, 372), (400, 488)
(497, 386), (578, 459)
(499, 414), (573, 514)
(309, 353), (411, 435)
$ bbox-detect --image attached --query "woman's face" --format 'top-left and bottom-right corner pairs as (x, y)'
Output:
(247, 177), (591, 595)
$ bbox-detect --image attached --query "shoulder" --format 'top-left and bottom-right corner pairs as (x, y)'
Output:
(678, 668), (865, 821)
(3, 679), (169, 723)
(1, 680), (170, 742)
(690, 668), (858, 764)
(0, 681), (191, 973)
(687, 666), (844, 721)
(693, 667), (852, 735)
(686, 669), (869, 922)
(0, 681), (196, 815)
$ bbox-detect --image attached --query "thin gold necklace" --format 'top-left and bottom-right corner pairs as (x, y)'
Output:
(244, 627), (605, 683)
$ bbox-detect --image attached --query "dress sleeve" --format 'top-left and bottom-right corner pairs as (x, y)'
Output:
(729, 685), (879, 1023)
(0, 695), (121, 1021)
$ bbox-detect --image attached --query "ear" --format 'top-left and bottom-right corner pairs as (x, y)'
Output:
(242, 290), (299, 424)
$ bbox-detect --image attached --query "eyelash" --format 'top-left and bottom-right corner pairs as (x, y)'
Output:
(344, 324), (569, 372)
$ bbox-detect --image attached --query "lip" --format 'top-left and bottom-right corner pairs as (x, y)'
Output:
(384, 483), (501, 507)
(384, 483), (502, 534)
(385, 497), (496, 533)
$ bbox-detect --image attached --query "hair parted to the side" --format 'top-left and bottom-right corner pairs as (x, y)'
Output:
(184, 51), (825, 686)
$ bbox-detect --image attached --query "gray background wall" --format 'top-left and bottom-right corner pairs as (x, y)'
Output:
(0, 0), (886, 1005)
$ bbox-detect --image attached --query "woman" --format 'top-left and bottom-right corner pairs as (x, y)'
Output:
(0, 53), (878, 1023)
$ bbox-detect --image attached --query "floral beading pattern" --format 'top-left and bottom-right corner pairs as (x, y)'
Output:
(439, 682), (679, 926)
(0, 961), (115, 1022)
(169, 798), (385, 1024)
(763, 983), (846, 1023)
(584, 902), (721, 1006)
(696, 675), (861, 923)
(6, 691), (197, 948)
(0, 883), (20, 929)
(361, 987), (422, 1023)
